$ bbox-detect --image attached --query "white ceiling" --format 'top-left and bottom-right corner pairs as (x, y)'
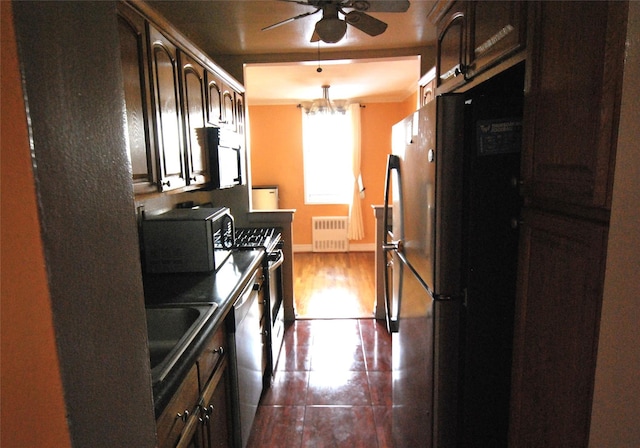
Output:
(147, 1), (439, 105)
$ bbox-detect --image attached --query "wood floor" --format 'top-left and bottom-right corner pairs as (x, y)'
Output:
(293, 252), (376, 319)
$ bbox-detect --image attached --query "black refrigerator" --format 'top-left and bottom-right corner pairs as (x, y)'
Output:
(383, 66), (524, 448)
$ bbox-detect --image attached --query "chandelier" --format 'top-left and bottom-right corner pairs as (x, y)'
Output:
(299, 85), (349, 115)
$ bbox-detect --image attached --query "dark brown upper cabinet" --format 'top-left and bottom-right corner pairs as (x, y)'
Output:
(179, 52), (210, 187)
(118, 1), (246, 196)
(148, 24), (187, 192)
(434, 1), (467, 93)
(466, 1), (527, 79)
(521, 0), (627, 214)
(236, 96), (245, 136)
(222, 89), (236, 131)
(429, 0), (527, 93)
(206, 69), (223, 127)
(117, 3), (157, 194)
(205, 69), (243, 133)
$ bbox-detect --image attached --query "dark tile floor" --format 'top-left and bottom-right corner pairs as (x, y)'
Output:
(247, 318), (393, 448)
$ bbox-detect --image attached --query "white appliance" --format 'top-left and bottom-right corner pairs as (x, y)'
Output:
(251, 186), (279, 210)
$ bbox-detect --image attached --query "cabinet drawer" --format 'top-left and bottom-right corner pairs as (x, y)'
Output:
(197, 326), (228, 388)
(156, 365), (200, 448)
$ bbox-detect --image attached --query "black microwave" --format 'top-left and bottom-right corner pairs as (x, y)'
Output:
(142, 207), (235, 273)
(206, 127), (242, 189)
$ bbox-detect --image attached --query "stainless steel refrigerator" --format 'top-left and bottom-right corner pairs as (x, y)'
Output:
(383, 69), (524, 447)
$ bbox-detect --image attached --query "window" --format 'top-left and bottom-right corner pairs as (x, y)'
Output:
(302, 110), (353, 204)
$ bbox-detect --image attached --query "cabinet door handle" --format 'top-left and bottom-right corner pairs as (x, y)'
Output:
(510, 217), (524, 229)
(161, 180), (171, 188)
(198, 410), (212, 423)
(510, 176), (524, 189)
(197, 403), (215, 425)
(440, 63), (467, 81)
(211, 346), (224, 356)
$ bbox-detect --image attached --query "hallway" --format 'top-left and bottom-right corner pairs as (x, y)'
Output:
(247, 318), (392, 447)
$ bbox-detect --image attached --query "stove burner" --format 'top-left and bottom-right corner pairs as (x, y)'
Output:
(235, 227), (281, 253)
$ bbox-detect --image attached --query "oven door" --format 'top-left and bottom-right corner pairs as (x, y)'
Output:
(267, 249), (284, 319)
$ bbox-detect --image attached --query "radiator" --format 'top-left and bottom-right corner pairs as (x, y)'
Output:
(312, 217), (349, 252)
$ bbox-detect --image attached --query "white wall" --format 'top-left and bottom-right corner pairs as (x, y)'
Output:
(589, 3), (640, 446)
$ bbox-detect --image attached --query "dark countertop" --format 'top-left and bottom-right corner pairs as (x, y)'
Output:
(143, 248), (265, 417)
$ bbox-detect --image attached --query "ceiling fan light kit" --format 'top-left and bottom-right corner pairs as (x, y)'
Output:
(263, 0), (410, 44)
(314, 4), (348, 43)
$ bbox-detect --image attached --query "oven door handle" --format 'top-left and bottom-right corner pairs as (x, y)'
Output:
(267, 249), (284, 271)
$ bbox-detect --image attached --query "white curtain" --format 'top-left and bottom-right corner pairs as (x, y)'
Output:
(348, 103), (364, 240)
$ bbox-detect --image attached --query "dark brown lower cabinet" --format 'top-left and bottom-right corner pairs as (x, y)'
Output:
(157, 366), (200, 448)
(509, 208), (608, 447)
(195, 358), (232, 448)
(157, 324), (233, 448)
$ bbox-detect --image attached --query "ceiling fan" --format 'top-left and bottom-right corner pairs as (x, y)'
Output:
(262, 0), (411, 44)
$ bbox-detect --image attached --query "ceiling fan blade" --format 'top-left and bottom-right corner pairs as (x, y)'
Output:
(345, 11), (387, 36)
(349, 0), (410, 13)
(310, 30), (321, 42)
(261, 8), (320, 32)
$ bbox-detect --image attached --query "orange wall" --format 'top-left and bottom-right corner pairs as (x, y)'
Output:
(400, 90), (419, 117)
(249, 94), (417, 248)
(0, 3), (72, 446)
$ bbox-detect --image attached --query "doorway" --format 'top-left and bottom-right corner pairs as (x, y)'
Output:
(293, 252), (375, 319)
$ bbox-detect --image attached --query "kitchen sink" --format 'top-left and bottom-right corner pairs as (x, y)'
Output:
(145, 303), (218, 384)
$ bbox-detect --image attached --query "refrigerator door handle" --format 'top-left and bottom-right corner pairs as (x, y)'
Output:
(383, 154), (401, 333)
(383, 154), (401, 243)
(395, 249), (461, 302)
(395, 249), (431, 296)
(383, 154), (403, 248)
(382, 238), (403, 252)
(385, 253), (400, 334)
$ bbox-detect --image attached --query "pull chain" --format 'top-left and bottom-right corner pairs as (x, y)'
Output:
(316, 41), (323, 73)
